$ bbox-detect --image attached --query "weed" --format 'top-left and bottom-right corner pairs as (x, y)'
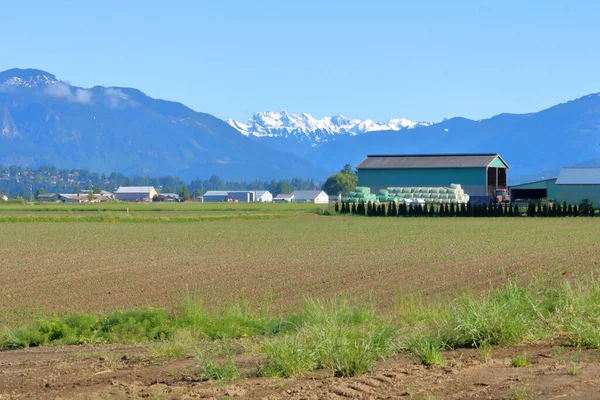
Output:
(567, 363), (581, 376)
(147, 329), (199, 361)
(477, 342), (493, 362)
(438, 283), (549, 348)
(512, 385), (529, 399)
(409, 338), (445, 366)
(258, 333), (319, 377)
(510, 354), (529, 368)
(198, 358), (240, 381)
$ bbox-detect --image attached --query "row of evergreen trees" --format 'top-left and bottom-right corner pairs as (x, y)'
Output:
(335, 200), (597, 217)
(526, 201), (596, 217)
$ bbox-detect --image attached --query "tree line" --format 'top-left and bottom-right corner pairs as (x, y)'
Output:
(336, 200), (597, 217)
(0, 165), (320, 199)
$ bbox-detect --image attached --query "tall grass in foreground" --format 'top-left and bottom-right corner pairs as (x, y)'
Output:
(5, 274), (600, 379)
(258, 298), (395, 377)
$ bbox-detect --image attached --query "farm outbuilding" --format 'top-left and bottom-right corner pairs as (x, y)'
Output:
(274, 194), (294, 203)
(509, 178), (558, 201)
(203, 190), (258, 202)
(555, 168), (600, 206)
(254, 190), (273, 202)
(356, 153), (509, 203)
(115, 186), (158, 202)
(291, 190), (329, 204)
(203, 191), (229, 202)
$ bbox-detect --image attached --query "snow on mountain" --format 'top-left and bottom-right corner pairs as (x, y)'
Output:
(227, 111), (432, 146)
(0, 69), (58, 88)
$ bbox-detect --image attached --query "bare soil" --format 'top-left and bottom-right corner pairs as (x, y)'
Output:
(2, 344), (599, 399)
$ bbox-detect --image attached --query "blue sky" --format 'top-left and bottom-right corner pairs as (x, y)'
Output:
(1, 1), (599, 123)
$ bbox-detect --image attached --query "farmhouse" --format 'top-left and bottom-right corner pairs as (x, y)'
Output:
(255, 190), (273, 202)
(115, 186), (158, 202)
(356, 153), (509, 203)
(291, 190), (329, 204)
(274, 193), (294, 203)
(555, 168), (600, 205)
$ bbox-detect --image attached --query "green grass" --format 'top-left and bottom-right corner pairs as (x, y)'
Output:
(408, 338), (445, 366)
(258, 298), (395, 377)
(6, 276), (600, 380)
(510, 354), (529, 367)
(197, 358), (240, 381)
(567, 363), (582, 376)
(512, 385), (529, 399)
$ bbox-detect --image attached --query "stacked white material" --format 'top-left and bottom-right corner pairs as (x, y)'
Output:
(386, 184), (470, 204)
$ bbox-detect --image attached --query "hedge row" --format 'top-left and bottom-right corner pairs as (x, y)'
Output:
(335, 200), (597, 217)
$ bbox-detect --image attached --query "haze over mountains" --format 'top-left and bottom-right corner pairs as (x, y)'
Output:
(2, 68), (600, 183)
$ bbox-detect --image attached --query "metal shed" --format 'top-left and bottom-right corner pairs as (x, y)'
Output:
(555, 168), (600, 205)
(509, 178), (558, 201)
(356, 153), (509, 202)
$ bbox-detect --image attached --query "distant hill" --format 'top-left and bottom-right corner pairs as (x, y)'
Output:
(0, 68), (325, 181)
(234, 95), (600, 181)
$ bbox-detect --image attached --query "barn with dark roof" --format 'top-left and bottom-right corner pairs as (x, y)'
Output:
(356, 153), (509, 201)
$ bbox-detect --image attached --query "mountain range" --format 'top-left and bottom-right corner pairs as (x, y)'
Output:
(227, 111), (431, 152)
(228, 100), (600, 183)
(2, 68), (600, 183)
(0, 68), (324, 181)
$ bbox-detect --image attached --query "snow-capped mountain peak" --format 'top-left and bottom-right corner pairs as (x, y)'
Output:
(227, 111), (432, 146)
(0, 69), (58, 88)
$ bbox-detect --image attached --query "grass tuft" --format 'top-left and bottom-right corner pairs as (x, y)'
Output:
(510, 354), (529, 368)
(408, 338), (445, 366)
(198, 358), (240, 381)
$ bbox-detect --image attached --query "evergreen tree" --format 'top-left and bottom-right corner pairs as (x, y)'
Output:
(573, 204), (579, 217)
(429, 203), (435, 217)
(563, 202), (568, 217)
(499, 203), (505, 217)
(542, 204), (549, 217)
(527, 202), (534, 217)
(417, 204), (424, 216)
(408, 204), (414, 217)
(335, 201), (340, 213)
(388, 201), (396, 217)
(508, 203), (513, 217)
(351, 202), (357, 214)
(590, 203), (596, 217)
(567, 204), (573, 216)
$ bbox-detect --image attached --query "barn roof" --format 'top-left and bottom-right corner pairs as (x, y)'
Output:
(116, 186), (156, 194)
(203, 191), (229, 196)
(556, 168), (600, 185)
(356, 153), (509, 169)
(292, 190), (327, 200)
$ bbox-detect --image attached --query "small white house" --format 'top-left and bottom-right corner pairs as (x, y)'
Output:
(254, 190), (273, 202)
(291, 190), (329, 204)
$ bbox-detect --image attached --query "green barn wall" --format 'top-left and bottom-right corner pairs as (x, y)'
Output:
(547, 180), (558, 200)
(556, 185), (600, 205)
(357, 167), (488, 196)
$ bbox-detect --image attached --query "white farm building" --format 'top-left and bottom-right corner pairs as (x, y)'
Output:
(115, 186), (158, 202)
(254, 190), (273, 202)
(291, 190), (329, 204)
